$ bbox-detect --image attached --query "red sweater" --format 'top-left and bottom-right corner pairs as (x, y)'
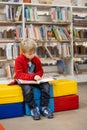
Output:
(14, 54), (43, 80)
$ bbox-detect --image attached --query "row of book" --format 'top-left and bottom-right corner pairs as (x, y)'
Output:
(0, 5), (22, 21)
(24, 6), (38, 21)
(25, 24), (71, 41)
(37, 43), (71, 58)
(73, 15), (87, 21)
(0, 42), (71, 60)
(50, 7), (71, 22)
(1, 5), (71, 22)
(73, 15), (87, 25)
(73, 28), (87, 39)
(0, 29), (15, 39)
(73, 42), (87, 55)
(5, 42), (22, 60)
(57, 43), (71, 58)
(24, 6), (71, 22)
(0, 26), (22, 39)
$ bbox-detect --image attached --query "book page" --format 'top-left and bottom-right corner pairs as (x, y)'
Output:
(38, 77), (55, 83)
(16, 77), (55, 84)
(16, 79), (39, 84)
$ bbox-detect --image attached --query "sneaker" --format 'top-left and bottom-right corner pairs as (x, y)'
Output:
(41, 107), (54, 119)
(31, 107), (40, 120)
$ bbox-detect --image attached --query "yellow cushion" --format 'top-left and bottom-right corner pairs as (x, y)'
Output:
(50, 79), (78, 97)
(0, 84), (23, 104)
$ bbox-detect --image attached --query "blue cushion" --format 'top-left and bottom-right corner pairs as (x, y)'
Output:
(25, 98), (54, 116)
(0, 103), (24, 119)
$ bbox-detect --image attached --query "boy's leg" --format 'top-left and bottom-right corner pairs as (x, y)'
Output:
(39, 82), (50, 107)
(20, 84), (40, 120)
(20, 84), (36, 108)
(39, 82), (54, 118)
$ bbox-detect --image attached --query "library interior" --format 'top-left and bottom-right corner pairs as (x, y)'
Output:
(0, 0), (87, 130)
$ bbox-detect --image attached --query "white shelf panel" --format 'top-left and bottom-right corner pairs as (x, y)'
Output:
(24, 3), (71, 8)
(0, 2), (22, 5)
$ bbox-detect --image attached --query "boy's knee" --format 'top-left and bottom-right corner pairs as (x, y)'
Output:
(42, 83), (50, 93)
(23, 85), (33, 95)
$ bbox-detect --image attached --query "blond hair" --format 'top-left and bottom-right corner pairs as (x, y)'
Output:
(21, 39), (37, 53)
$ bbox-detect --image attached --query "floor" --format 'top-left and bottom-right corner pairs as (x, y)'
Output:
(0, 83), (87, 130)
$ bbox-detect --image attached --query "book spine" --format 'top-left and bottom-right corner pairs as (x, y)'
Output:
(15, 6), (22, 21)
(5, 64), (12, 79)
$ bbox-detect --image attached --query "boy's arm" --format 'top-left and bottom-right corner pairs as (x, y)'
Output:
(14, 58), (35, 80)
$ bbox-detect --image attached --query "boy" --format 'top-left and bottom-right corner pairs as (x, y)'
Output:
(14, 39), (53, 120)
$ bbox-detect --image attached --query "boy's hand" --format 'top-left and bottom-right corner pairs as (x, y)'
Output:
(34, 75), (41, 81)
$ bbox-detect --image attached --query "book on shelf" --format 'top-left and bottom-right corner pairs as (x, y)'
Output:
(25, 24), (71, 41)
(24, 6), (38, 21)
(50, 7), (71, 22)
(24, 0), (31, 3)
(74, 62), (82, 74)
(15, 6), (22, 21)
(16, 77), (56, 84)
(5, 42), (21, 60)
(57, 60), (67, 74)
(5, 64), (12, 79)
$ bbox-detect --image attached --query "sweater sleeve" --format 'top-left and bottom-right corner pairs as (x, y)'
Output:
(14, 58), (35, 80)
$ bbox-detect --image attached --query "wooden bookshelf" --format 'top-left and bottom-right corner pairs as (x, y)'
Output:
(34, 39), (71, 43)
(74, 38), (87, 42)
(25, 21), (71, 26)
(72, 6), (87, 77)
(0, 2), (22, 5)
(74, 55), (87, 58)
(0, 2), (87, 82)
(0, 38), (22, 43)
(73, 21), (87, 27)
(0, 21), (22, 26)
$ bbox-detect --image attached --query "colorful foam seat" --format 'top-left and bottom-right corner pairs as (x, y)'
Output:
(0, 79), (79, 118)
(50, 79), (78, 97)
(54, 95), (79, 112)
(0, 84), (23, 104)
(25, 98), (54, 116)
(0, 103), (24, 119)
(0, 84), (24, 119)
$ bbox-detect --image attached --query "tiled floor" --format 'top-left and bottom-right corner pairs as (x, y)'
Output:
(0, 83), (87, 130)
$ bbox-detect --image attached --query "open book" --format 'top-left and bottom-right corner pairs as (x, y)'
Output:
(16, 77), (56, 84)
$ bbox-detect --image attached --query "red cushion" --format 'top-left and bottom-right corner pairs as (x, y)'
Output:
(54, 95), (79, 112)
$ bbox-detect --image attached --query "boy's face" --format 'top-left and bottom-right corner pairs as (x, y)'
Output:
(24, 51), (35, 60)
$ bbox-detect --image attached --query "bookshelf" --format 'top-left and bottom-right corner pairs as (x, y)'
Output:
(0, 2), (23, 78)
(23, 3), (73, 77)
(0, 1), (87, 82)
(72, 6), (87, 80)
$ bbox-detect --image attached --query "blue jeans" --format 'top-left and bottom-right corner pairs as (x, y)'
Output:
(19, 82), (50, 109)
